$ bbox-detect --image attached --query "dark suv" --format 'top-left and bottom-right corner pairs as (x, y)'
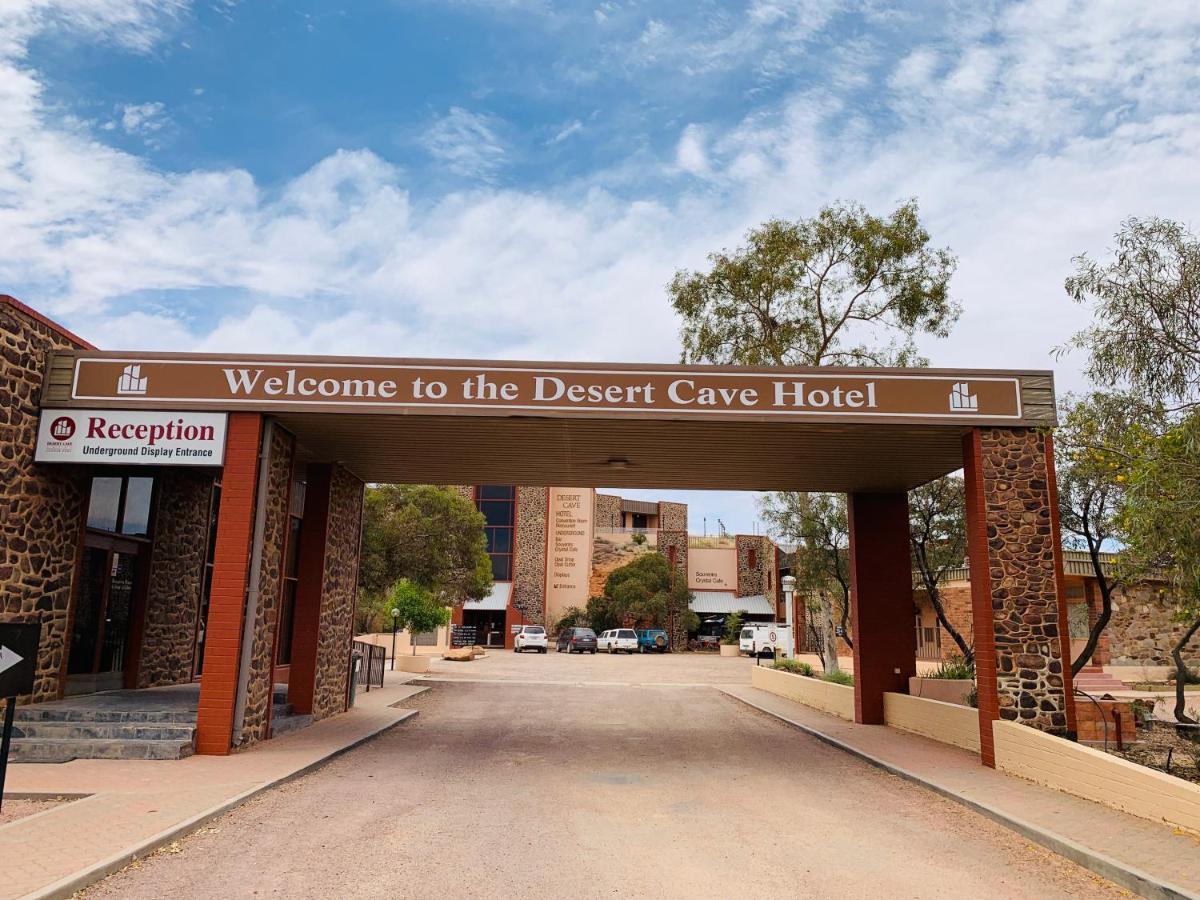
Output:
(556, 627), (598, 654)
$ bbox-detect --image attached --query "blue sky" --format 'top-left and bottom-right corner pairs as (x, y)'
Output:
(4, 1), (1200, 534)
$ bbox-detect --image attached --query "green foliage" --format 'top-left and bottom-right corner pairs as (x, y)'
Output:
(926, 655), (975, 681)
(821, 670), (854, 686)
(357, 484), (492, 633)
(631, 531), (648, 545)
(553, 606), (588, 633)
(1063, 217), (1200, 723)
(594, 552), (696, 634)
(1063, 217), (1200, 412)
(773, 659), (815, 677)
(669, 200), (959, 368)
(721, 611), (745, 645)
(387, 578), (451, 640)
(908, 476), (971, 664)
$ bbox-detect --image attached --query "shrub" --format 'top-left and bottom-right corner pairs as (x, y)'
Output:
(926, 655), (975, 681)
(631, 531), (648, 545)
(773, 659), (815, 677)
(821, 670), (854, 686)
(721, 611), (746, 645)
(965, 687), (978, 708)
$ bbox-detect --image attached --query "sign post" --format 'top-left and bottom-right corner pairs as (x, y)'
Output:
(0, 621), (41, 813)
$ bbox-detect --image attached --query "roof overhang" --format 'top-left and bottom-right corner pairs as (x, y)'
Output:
(40, 351), (1056, 492)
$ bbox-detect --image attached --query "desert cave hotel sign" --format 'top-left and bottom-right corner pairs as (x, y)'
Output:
(62, 356), (1026, 423)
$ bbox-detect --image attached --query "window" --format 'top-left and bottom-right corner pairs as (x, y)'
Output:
(748, 547), (758, 569)
(86, 476), (155, 536)
(475, 485), (515, 581)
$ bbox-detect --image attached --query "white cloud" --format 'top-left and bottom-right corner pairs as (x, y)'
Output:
(118, 100), (166, 134)
(548, 119), (583, 144)
(675, 124), (709, 176)
(422, 106), (508, 180)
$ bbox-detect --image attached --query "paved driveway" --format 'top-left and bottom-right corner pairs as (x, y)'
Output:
(86, 677), (1121, 899)
(423, 646), (759, 684)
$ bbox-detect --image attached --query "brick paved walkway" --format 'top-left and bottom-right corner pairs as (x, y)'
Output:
(721, 685), (1200, 898)
(0, 675), (425, 900)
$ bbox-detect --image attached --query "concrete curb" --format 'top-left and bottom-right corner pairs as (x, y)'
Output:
(20, 709), (419, 900)
(721, 688), (1197, 900)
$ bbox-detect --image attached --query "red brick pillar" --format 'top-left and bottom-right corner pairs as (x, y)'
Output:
(848, 492), (916, 725)
(286, 464), (332, 715)
(963, 428), (1075, 769)
(195, 413), (262, 755)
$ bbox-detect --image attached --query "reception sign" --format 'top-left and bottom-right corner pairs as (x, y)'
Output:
(61, 355), (1027, 424)
(35, 409), (227, 465)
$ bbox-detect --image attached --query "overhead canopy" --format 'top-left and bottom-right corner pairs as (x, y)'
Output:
(690, 591), (774, 616)
(41, 351), (1056, 493)
(462, 582), (511, 611)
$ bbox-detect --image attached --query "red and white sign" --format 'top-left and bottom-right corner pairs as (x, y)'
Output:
(35, 409), (227, 466)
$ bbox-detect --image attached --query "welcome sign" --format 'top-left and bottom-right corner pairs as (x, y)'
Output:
(64, 356), (1026, 423)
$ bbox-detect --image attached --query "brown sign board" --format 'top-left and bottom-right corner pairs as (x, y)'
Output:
(51, 353), (1043, 426)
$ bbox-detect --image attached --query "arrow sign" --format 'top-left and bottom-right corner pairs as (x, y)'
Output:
(0, 645), (23, 676)
(0, 622), (40, 698)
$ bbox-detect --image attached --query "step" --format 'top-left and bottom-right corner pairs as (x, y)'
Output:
(270, 713), (313, 738)
(13, 707), (197, 724)
(272, 703), (293, 720)
(12, 721), (196, 742)
(9, 737), (195, 763)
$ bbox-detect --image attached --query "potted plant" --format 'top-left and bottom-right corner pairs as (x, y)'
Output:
(719, 611), (746, 657)
(909, 655), (975, 705)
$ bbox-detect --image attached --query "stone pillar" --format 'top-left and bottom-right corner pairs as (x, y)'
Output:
(138, 471), (214, 688)
(309, 466), (364, 720)
(963, 428), (1076, 768)
(848, 492), (916, 724)
(195, 413), (262, 755)
(656, 530), (689, 650)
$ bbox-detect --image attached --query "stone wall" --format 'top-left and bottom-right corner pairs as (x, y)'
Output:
(595, 492), (622, 532)
(312, 465), (364, 720)
(138, 471), (214, 688)
(974, 427), (1070, 735)
(512, 486), (548, 624)
(1107, 582), (1200, 669)
(735, 535), (775, 601)
(239, 425), (295, 745)
(658, 501), (687, 532)
(1, 297), (91, 704)
(656, 530), (689, 650)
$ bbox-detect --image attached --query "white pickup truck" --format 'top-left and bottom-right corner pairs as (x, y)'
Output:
(738, 623), (794, 659)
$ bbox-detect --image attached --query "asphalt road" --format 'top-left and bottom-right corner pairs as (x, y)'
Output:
(85, 681), (1123, 899)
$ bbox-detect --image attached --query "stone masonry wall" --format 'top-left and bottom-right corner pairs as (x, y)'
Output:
(978, 427), (1070, 734)
(658, 501), (687, 532)
(656, 530), (689, 650)
(1107, 582), (1200, 669)
(312, 465), (364, 720)
(138, 471), (213, 688)
(512, 486), (548, 624)
(239, 425), (295, 745)
(1, 297), (91, 704)
(595, 493), (622, 532)
(735, 535), (777, 603)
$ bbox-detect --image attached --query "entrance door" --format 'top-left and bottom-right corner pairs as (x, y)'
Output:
(67, 543), (144, 695)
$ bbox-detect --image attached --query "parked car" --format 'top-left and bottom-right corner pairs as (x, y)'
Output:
(556, 627), (598, 653)
(513, 625), (548, 653)
(597, 628), (639, 653)
(636, 629), (669, 653)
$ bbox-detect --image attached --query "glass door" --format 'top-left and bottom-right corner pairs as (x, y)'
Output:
(67, 545), (143, 694)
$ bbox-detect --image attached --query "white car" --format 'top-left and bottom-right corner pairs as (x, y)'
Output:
(513, 625), (548, 653)
(739, 623), (794, 659)
(597, 628), (639, 654)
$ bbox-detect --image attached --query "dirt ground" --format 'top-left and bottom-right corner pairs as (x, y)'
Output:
(0, 796), (72, 827)
(1112, 721), (1200, 785)
(84, 681), (1125, 899)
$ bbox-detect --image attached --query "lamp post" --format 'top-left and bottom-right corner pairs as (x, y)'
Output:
(390, 608), (400, 670)
(781, 575), (796, 658)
